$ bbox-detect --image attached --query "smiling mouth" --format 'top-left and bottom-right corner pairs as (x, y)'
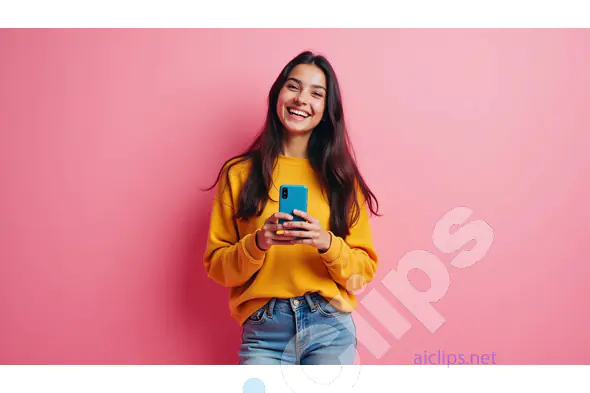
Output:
(287, 108), (310, 119)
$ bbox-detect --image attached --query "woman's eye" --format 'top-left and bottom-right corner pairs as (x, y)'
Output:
(313, 92), (323, 97)
(287, 84), (298, 90)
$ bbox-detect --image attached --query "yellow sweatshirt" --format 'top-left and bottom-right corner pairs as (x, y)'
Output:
(203, 154), (379, 325)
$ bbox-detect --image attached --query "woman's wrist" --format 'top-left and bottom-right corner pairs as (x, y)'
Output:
(255, 230), (268, 251)
(318, 231), (332, 253)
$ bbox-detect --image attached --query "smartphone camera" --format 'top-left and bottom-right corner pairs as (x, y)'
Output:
(282, 187), (288, 199)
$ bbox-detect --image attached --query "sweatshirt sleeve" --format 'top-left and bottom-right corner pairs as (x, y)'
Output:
(202, 165), (267, 287)
(319, 190), (379, 292)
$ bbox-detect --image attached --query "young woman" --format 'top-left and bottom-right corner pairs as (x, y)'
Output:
(202, 50), (380, 365)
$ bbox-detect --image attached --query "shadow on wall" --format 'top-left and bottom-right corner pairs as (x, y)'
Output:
(178, 195), (241, 365)
(172, 112), (262, 365)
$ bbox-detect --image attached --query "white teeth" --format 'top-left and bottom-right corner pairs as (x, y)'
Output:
(288, 108), (309, 118)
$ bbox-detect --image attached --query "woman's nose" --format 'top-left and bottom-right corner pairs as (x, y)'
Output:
(294, 91), (310, 104)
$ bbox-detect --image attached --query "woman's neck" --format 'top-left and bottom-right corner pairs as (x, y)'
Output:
(282, 131), (311, 158)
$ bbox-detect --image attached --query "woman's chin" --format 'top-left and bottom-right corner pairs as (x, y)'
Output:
(286, 126), (310, 133)
(282, 121), (315, 134)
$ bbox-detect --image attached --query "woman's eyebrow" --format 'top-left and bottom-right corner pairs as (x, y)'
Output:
(287, 77), (327, 92)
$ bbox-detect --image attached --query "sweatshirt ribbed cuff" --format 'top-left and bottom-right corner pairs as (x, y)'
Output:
(319, 231), (341, 265)
(242, 231), (267, 263)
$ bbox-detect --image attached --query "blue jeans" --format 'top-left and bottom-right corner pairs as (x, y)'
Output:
(238, 292), (358, 365)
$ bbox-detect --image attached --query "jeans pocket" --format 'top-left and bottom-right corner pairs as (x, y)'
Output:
(245, 306), (267, 325)
(316, 297), (344, 318)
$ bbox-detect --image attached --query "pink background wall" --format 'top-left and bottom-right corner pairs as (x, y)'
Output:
(1, 29), (589, 365)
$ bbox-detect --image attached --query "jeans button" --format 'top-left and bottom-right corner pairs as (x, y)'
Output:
(293, 299), (300, 306)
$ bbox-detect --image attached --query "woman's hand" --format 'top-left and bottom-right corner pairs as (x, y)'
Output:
(255, 212), (295, 251)
(282, 209), (332, 252)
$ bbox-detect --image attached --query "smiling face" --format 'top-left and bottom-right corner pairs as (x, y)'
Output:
(276, 63), (327, 134)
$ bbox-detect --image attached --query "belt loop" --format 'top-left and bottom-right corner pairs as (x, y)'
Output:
(267, 298), (277, 318)
(304, 292), (317, 312)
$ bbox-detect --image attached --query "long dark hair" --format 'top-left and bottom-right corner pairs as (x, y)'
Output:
(203, 50), (380, 239)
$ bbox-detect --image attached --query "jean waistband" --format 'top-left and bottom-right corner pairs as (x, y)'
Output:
(266, 292), (324, 318)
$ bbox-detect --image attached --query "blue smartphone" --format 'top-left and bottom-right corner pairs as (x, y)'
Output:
(278, 185), (308, 227)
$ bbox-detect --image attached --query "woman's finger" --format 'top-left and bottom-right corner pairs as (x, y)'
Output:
(282, 220), (315, 231)
(262, 223), (284, 232)
(264, 231), (294, 242)
(282, 229), (317, 238)
(292, 209), (319, 224)
(270, 212), (293, 223)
